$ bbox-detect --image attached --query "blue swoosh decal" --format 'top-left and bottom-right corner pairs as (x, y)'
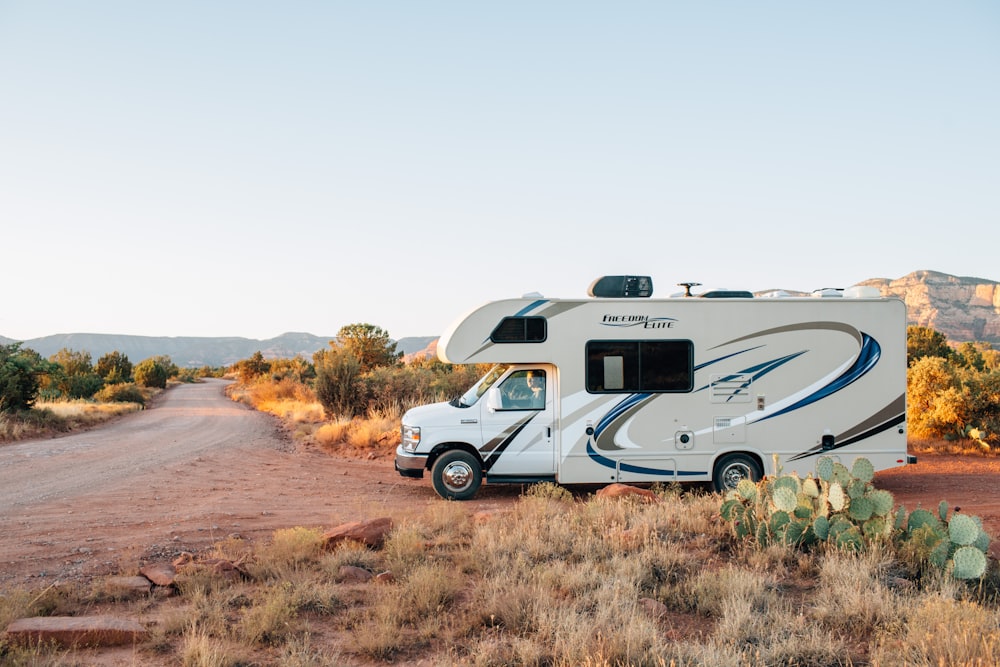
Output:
(594, 393), (650, 438)
(755, 333), (880, 423)
(694, 350), (808, 394)
(586, 439), (703, 477)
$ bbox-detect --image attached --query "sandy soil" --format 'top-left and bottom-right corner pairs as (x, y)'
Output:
(0, 379), (997, 590)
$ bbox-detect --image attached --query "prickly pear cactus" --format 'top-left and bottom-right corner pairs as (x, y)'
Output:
(813, 515), (830, 540)
(716, 454), (992, 581)
(907, 508), (941, 533)
(948, 514), (980, 546)
(851, 457), (875, 483)
(832, 462), (852, 485)
(869, 490), (894, 517)
(848, 496), (874, 522)
(772, 487), (797, 513)
(816, 456), (834, 482)
(736, 478), (758, 502)
(828, 482), (846, 512)
(836, 526), (863, 551)
(951, 546), (987, 579)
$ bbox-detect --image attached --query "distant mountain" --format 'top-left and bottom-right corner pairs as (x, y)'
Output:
(859, 270), (1000, 345)
(5, 271), (998, 364)
(2, 332), (439, 367)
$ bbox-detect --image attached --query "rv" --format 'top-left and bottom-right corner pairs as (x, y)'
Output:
(395, 276), (914, 500)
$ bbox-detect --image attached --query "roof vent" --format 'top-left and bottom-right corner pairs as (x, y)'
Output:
(699, 290), (753, 299)
(588, 275), (653, 298)
(842, 285), (881, 298)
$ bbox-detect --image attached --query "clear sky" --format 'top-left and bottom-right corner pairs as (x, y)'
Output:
(2, 2), (998, 342)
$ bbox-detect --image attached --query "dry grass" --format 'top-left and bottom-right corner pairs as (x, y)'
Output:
(36, 399), (143, 420)
(227, 379), (402, 456)
(0, 399), (143, 442)
(3, 486), (998, 666)
(909, 436), (996, 457)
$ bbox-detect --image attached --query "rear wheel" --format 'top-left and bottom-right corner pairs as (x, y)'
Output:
(431, 450), (483, 500)
(712, 453), (762, 493)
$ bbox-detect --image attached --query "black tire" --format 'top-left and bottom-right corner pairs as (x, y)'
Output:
(431, 450), (483, 500)
(712, 453), (763, 493)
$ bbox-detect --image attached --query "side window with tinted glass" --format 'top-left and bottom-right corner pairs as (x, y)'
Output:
(499, 369), (546, 409)
(586, 341), (692, 393)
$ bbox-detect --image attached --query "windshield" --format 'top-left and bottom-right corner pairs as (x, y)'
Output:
(452, 364), (510, 408)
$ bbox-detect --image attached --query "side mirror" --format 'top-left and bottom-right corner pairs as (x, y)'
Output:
(486, 388), (501, 412)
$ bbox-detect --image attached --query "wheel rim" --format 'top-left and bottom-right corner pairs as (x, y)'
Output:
(721, 462), (752, 490)
(442, 460), (474, 492)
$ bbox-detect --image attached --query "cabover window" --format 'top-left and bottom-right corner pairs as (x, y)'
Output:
(490, 316), (547, 343)
(586, 340), (693, 393)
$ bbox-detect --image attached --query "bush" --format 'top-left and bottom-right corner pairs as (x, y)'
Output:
(45, 348), (104, 399)
(314, 346), (362, 419)
(66, 372), (104, 399)
(95, 351), (133, 384)
(0, 343), (47, 413)
(234, 351), (271, 383)
(94, 382), (145, 406)
(134, 359), (168, 389)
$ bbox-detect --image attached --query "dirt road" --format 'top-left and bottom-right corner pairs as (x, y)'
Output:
(0, 380), (520, 589)
(0, 380), (997, 590)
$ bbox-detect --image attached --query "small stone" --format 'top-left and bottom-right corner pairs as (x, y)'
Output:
(101, 577), (152, 599)
(337, 565), (374, 583)
(140, 562), (177, 587)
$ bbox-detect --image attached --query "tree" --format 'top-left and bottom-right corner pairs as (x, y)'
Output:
(96, 351), (133, 384)
(49, 348), (93, 377)
(0, 343), (47, 413)
(234, 351), (270, 383)
(906, 326), (953, 365)
(149, 355), (179, 379)
(134, 358), (168, 389)
(313, 345), (362, 418)
(47, 348), (103, 399)
(955, 341), (988, 372)
(269, 356), (315, 383)
(336, 323), (401, 373)
(907, 355), (967, 439)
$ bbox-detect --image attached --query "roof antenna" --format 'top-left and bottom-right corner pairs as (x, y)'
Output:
(677, 282), (701, 298)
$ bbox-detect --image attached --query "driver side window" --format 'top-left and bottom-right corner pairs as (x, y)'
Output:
(499, 370), (546, 410)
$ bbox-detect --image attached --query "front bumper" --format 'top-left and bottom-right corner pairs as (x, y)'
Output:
(395, 448), (428, 479)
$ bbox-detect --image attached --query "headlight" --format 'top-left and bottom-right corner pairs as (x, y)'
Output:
(401, 425), (421, 452)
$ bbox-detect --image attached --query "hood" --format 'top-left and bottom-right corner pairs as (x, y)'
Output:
(402, 400), (469, 427)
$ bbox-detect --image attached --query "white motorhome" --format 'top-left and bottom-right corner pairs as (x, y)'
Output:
(395, 276), (914, 500)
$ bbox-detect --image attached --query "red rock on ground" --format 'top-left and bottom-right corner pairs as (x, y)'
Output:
(323, 517), (394, 549)
(3, 616), (147, 648)
(595, 483), (660, 503)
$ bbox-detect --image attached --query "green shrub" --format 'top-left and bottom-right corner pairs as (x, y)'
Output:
(67, 372), (104, 399)
(313, 346), (362, 419)
(134, 359), (168, 389)
(95, 382), (145, 406)
(0, 343), (47, 413)
(96, 351), (133, 384)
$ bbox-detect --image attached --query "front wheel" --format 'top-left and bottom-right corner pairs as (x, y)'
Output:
(431, 450), (483, 500)
(712, 453), (763, 493)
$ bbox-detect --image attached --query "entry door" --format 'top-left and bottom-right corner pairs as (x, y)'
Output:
(480, 365), (556, 476)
